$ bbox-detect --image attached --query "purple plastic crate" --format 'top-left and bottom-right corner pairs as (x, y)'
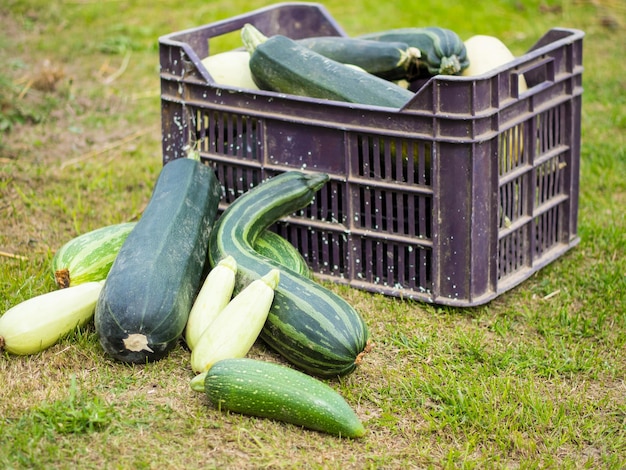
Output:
(158, 2), (584, 306)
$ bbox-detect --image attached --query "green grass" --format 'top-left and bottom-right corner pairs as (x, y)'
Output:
(1, 0), (625, 468)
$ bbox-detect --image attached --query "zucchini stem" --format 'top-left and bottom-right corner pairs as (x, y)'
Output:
(241, 24), (268, 54)
(190, 372), (207, 392)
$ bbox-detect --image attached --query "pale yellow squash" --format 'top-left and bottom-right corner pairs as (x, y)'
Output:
(201, 50), (259, 90)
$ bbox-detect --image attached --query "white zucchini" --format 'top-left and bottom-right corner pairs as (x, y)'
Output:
(200, 50), (259, 90)
(461, 35), (528, 93)
(190, 269), (279, 373)
(0, 281), (103, 355)
(184, 255), (237, 350)
(462, 35), (528, 167)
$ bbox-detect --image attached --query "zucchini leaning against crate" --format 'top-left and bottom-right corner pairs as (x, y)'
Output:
(95, 156), (221, 363)
(192, 358), (366, 438)
(242, 24), (414, 108)
(359, 27), (469, 76)
(208, 170), (371, 378)
(297, 36), (421, 81)
(52, 222), (137, 288)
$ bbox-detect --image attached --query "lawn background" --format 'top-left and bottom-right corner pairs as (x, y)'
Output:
(1, 0), (624, 468)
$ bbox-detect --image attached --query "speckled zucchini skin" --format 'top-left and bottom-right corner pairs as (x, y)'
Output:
(203, 358), (365, 438)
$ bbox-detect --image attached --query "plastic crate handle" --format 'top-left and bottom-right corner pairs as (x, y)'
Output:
(514, 56), (556, 97)
(207, 3), (345, 53)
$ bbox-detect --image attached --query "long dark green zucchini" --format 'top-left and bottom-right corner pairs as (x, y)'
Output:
(241, 24), (414, 108)
(208, 171), (371, 378)
(359, 27), (469, 76)
(95, 157), (221, 363)
(297, 36), (421, 80)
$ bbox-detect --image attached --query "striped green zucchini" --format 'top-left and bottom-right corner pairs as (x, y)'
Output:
(254, 230), (310, 278)
(194, 358), (365, 438)
(52, 221), (306, 291)
(52, 222), (136, 288)
(208, 171), (370, 378)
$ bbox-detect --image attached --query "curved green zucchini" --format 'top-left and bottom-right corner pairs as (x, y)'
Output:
(208, 171), (370, 378)
(197, 358), (365, 438)
(242, 24), (414, 108)
(52, 222), (137, 288)
(297, 36), (420, 80)
(359, 27), (469, 76)
(95, 157), (221, 363)
(254, 230), (311, 278)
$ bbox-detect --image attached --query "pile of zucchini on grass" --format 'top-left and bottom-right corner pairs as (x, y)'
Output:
(1, 24), (524, 438)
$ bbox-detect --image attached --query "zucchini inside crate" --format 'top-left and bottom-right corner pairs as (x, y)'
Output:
(159, 2), (584, 307)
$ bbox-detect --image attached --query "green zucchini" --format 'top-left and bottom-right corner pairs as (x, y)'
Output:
(95, 157), (221, 363)
(359, 27), (469, 76)
(52, 222), (136, 288)
(297, 36), (421, 80)
(241, 24), (414, 108)
(195, 358), (366, 438)
(208, 171), (370, 378)
(254, 230), (311, 278)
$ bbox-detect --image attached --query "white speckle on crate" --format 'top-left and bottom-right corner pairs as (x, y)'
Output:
(323, 261), (328, 266)
(408, 246), (413, 252)
(450, 236), (454, 240)
(333, 265), (339, 270)
(178, 84), (183, 95)
(357, 272), (363, 279)
(355, 258), (361, 264)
